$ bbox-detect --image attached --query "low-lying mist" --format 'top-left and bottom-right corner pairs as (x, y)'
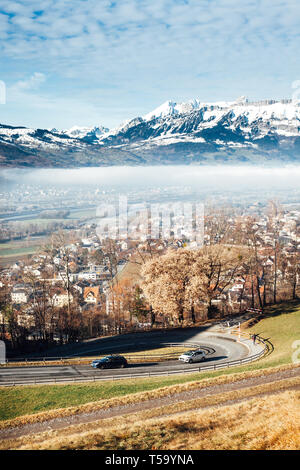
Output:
(1, 165), (300, 193)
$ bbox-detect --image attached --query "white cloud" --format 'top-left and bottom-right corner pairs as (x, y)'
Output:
(12, 72), (46, 91)
(0, 0), (300, 128)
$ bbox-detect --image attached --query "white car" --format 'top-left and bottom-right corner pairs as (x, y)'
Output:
(179, 349), (206, 364)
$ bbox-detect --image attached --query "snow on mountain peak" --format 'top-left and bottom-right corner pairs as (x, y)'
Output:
(143, 100), (179, 121)
(64, 125), (109, 139)
(143, 98), (236, 121)
(142, 97), (300, 127)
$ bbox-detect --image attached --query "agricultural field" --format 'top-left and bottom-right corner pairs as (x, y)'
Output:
(0, 207), (98, 265)
(0, 238), (44, 264)
(67, 208), (96, 219)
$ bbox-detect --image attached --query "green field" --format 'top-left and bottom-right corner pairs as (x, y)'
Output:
(9, 218), (68, 227)
(246, 301), (300, 368)
(0, 240), (42, 259)
(0, 209), (96, 262)
(0, 301), (299, 422)
(67, 209), (96, 219)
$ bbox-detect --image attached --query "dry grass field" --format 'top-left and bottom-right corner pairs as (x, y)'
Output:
(0, 384), (299, 450)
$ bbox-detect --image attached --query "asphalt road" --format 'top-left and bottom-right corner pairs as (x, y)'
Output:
(0, 328), (250, 385)
(7, 324), (246, 360)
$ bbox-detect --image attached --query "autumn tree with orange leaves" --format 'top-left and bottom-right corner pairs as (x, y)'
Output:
(142, 246), (245, 324)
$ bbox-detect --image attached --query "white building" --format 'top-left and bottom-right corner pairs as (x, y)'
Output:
(11, 291), (28, 304)
(78, 271), (100, 281)
(52, 293), (73, 308)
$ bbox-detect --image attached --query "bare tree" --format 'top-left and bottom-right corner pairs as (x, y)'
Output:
(267, 200), (284, 304)
(43, 231), (77, 319)
(188, 245), (245, 318)
(204, 204), (238, 245)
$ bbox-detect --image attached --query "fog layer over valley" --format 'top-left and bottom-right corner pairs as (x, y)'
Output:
(1, 165), (300, 196)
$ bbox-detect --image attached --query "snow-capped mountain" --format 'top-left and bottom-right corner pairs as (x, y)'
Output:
(101, 97), (300, 148)
(0, 124), (98, 158)
(63, 125), (109, 141)
(0, 123), (139, 167)
(1, 97), (300, 167)
(143, 98), (238, 121)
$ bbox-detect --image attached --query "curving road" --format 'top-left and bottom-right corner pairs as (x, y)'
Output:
(0, 326), (259, 386)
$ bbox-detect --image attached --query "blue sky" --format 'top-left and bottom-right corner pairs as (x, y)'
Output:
(0, 0), (300, 130)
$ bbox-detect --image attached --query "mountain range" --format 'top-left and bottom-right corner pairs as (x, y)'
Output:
(1, 96), (300, 167)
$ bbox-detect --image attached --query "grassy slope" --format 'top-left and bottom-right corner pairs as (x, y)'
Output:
(51, 390), (299, 450)
(246, 301), (300, 368)
(115, 258), (143, 283)
(1, 384), (299, 450)
(0, 301), (299, 422)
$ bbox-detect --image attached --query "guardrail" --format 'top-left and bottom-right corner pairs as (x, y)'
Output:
(1, 342), (213, 366)
(0, 335), (269, 386)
